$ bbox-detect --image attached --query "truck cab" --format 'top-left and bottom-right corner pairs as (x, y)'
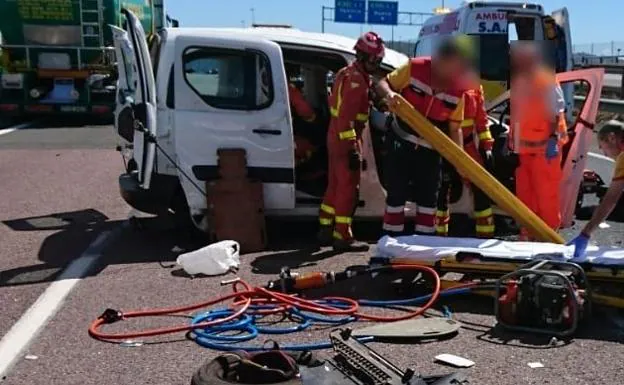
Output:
(112, 10), (408, 231)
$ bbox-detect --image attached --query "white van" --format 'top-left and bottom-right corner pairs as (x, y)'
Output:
(414, 1), (573, 120)
(112, 9), (603, 233)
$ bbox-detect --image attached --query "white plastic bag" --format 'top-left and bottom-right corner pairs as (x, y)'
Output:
(176, 240), (240, 276)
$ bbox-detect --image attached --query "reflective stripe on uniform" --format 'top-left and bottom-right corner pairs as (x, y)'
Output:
(417, 206), (436, 215)
(335, 216), (352, 224)
(436, 209), (449, 218)
(436, 92), (460, 105)
(436, 224), (449, 234)
(409, 78), (433, 95)
(461, 119), (475, 128)
(520, 139), (550, 148)
(320, 204), (335, 214)
(476, 224), (495, 234)
(356, 113), (368, 121)
(391, 118), (433, 149)
(333, 231), (343, 240)
(415, 224), (436, 234)
(339, 129), (357, 140)
(319, 218), (333, 225)
(478, 130), (493, 141)
(386, 205), (404, 214)
(474, 208), (493, 218)
(382, 223), (404, 232)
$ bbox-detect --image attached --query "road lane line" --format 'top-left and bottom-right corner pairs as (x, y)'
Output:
(0, 122), (34, 137)
(589, 152), (615, 163)
(0, 223), (126, 378)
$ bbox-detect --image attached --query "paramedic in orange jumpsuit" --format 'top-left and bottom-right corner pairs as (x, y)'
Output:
(375, 35), (472, 237)
(568, 121), (624, 258)
(509, 43), (568, 240)
(317, 32), (385, 252)
(436, 84), (496, 238)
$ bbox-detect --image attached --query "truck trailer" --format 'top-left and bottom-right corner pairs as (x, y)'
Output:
(0, 0), (177, 118)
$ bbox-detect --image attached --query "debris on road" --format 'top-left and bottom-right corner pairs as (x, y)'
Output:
(434, 354), (475, 368)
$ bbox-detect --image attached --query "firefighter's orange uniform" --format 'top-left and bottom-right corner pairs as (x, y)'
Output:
(318, 62), (370, 241)
(436, 85), (496, 237)
(510, 67), (568, 238)
(288, 83), (317, 165)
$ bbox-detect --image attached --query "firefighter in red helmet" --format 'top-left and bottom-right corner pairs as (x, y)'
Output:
(317, 31), (385, 252)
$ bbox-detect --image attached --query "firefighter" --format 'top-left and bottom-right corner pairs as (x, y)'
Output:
(436, 83), (496, 238)
(375, 35), (473, 237)
(569, 121), (624, 258)
(509, 42), (568, 240)
(286, 64), (318, 166)
(317, 31), (385, 252)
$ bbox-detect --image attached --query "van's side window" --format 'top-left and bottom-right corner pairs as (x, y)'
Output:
(182, 47), (273, 110)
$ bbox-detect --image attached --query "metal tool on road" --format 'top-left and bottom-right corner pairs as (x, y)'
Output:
(495, 260), (592, 337)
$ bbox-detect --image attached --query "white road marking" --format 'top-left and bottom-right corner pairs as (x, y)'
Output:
(0, 122), (34, 137)
(0, 223), (126, 378)
(589, 152), (615, 163)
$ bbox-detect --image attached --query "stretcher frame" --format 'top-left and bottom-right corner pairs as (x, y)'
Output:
(370, 255), (624, 309)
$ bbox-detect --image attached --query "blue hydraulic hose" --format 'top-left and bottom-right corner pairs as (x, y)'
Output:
(189, 286), (483, 351)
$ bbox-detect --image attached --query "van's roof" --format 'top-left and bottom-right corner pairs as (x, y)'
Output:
(164, 27), (409, 69)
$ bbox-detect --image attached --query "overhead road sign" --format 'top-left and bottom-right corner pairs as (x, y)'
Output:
(368, 1), (399, 25)
(334, 0), (366, 24)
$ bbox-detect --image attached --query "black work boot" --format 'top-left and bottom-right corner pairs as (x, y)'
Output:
(332, 238), (370, 252)
(317, 226), (334, 246)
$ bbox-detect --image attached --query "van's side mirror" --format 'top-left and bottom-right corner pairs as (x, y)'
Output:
(171, 19), (179, 28)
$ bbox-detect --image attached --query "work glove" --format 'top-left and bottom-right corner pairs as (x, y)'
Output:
(482, 149), (494, 171)
(546, 136), (559, 160)
(348, 149), (361, 171)
(567, 233), (590, 259)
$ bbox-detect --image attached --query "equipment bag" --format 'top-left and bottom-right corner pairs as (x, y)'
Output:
(191, 350), (323, 385)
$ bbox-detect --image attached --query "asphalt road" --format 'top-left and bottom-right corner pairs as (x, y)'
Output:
(0, 120), (622, 385)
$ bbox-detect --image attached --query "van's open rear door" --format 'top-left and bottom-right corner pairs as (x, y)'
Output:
(111, 9), (157, 189)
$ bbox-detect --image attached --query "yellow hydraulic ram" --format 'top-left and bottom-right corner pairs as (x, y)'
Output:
(389, 95), (565, 244)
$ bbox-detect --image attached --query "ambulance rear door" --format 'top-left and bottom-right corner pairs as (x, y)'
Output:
(544, 8), (574, 120)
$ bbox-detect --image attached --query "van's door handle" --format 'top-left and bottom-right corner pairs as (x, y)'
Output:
(253, 128), (281, 135)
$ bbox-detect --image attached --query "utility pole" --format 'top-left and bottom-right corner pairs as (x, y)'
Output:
(251, 8), (255, 25)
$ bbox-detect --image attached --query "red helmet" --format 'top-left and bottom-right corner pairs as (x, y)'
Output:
(354, 31), (385, 60)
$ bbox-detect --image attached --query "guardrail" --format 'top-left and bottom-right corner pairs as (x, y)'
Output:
(574, 95), (624, 114)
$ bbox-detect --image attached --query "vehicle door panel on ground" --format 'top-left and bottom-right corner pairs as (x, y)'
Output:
(173, 35), (295, 214)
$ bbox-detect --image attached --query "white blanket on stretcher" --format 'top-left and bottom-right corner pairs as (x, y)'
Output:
(375, 235), (624, 266)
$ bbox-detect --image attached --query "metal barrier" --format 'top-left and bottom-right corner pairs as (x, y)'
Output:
(574, 95), (624, 114)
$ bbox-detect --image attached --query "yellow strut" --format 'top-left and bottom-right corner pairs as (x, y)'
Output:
(389, 95), (565, 244)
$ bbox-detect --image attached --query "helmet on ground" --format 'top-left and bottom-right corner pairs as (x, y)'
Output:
(354, 31), (385, 60)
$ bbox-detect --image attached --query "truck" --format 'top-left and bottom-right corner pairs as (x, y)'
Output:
(113, 10), (605, 235)
(0, 0), (178, 118)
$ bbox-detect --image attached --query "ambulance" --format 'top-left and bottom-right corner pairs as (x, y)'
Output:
(414, 1), (573, 120)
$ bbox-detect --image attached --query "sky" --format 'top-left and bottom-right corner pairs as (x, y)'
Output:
(165, 0), (619, 47)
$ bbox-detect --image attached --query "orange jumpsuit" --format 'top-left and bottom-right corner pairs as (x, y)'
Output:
(288, 83), (317, 165)
(436, 86), (496, 237)
(510, 67), (568, 238)
(318, 63), (370, 241)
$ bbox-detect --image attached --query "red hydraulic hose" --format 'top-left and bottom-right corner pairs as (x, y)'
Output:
(88, 264), (442, 341)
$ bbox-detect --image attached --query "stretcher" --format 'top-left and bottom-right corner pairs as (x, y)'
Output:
(371, 235), (624, 308)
